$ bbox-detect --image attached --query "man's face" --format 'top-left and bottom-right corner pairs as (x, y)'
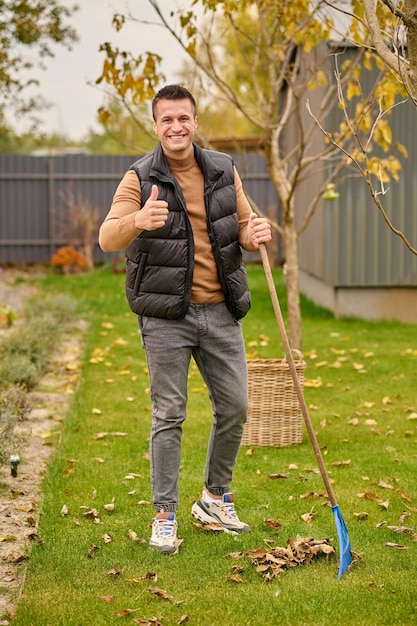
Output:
(153, 98), (197, 159)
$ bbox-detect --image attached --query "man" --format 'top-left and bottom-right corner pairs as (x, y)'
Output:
(99, 84), (272, 554)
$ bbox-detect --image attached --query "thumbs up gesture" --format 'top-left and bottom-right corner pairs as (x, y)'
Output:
(134, 184), (169, 231)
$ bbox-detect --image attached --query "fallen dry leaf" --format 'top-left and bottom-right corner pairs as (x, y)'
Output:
(384, 542), (408, 549)
(87, 544), (99, 558)
(228, 574), (243, 583)
(63, 461), (77, 477)
(108, 567), (121, 576)
(268, 473), (289, 479)
(354, 512), (369, 520)
(128, 529), (146, 543)
(104, 498), (115, 512)
(399, 511), (411, 524)
(247, 536), (335, 581)
(98, 595), (115, 603)
(229, 551), (244, 559)
(299, 491), (327, 500)
(301, 512), (315, 524)
(386, 525), (414, 534)
(264, 519), (282, 530)
(378, 481), (395, 490)
(117, 608), (135, 617)
(133, 618), (163, 626)
(147, 587), (174, 601)
(192, 521), (224, 532)
(397, 490), (412, 502)
(357, 491), (382, 503)
(0, 535), (17, 542)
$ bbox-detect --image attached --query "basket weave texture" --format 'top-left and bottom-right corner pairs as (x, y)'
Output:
(242, 355), (306, 447)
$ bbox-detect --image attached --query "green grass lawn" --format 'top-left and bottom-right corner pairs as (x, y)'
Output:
(10, 264), (417, 625)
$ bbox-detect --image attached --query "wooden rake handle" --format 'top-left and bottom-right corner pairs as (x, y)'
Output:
(259, 243), (337, 507)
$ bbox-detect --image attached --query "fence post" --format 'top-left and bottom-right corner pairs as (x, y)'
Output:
(48, 157), (56, 261)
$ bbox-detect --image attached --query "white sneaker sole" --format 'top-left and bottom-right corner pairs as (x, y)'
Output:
(149, 541), (177, 554)
(191, 501), (249, 534)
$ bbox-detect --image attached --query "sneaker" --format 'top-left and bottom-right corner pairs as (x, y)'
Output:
(149, 513), (178, 554)
(191, 492), (251, 533)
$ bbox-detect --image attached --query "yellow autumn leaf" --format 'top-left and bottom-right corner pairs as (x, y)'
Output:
(112, 337), (128, 346)
(304, 377), (323, 388)
(354, 512), (369, 520)
(40, 430), (61, 439)
(329, 361), (342, 369)
(66, 362), (81, 371)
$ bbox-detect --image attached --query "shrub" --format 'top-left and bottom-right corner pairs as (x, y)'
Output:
(51, 246), (86, 274)
(0, 304), (15, 328)
(0, 385), (31, 465)
(0, 293), (77, 391)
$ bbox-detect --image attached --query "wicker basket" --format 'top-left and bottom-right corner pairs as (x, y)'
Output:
(241, 353), (306, 447)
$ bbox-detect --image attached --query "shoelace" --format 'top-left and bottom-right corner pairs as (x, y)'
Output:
(216, 500), (238, 520)
(155, 518), (176, 539)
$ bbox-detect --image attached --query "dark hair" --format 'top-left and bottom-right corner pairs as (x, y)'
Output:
(152, 84), (197, 121)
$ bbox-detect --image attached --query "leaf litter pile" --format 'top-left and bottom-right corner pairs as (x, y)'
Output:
(243, 535), (335, 582)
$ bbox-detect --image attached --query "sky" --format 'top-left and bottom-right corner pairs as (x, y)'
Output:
(23, 1), (187, 140)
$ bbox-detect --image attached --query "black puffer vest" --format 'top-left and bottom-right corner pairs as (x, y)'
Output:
(125, 142), (251, 320)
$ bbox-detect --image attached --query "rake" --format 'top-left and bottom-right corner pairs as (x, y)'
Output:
(259, 243), (353, 579)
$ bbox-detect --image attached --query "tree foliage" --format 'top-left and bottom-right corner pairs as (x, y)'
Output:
(330, 0), (417, 104)
(97, 0), (409, 349)
(0, 0), (78, 122)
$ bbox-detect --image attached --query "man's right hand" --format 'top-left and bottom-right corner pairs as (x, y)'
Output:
(134, 184), (169, 231)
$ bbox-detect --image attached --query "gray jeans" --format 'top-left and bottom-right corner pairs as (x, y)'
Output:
(138, 302), (248, 513)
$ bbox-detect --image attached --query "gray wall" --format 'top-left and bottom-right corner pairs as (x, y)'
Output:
(297, 46), (417, 290)
(0, 153), (278, 265)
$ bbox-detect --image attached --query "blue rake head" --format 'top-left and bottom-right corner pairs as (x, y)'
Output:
(332, 504), (352, 579)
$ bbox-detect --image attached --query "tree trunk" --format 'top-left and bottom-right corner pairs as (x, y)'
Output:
(265, 132), (303, 351)
(405, 0), (417, 100)
(283, 212), (302, 351)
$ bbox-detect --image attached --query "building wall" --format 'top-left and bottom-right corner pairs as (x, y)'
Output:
(294, 46), (417, 322)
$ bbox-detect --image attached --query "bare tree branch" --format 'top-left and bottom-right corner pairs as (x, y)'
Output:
(306, 98), (417, 255)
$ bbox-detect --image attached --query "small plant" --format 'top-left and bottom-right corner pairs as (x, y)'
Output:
(57, 186), (100, 271)
(0, 385), (31, 466)
(0, 304), (16, 329)
(51, 246), (86, 274)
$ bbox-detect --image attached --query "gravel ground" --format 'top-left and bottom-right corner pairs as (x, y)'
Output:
(0, 270), (86, 624)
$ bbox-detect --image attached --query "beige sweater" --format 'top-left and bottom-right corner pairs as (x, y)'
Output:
(99, 150), (256, 304)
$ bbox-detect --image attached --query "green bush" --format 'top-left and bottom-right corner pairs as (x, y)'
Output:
(0, 291), (77, 466)
(0, 293), (76, 391)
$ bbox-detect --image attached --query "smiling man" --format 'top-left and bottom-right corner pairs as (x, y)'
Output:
(99, 84), (271, 554)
